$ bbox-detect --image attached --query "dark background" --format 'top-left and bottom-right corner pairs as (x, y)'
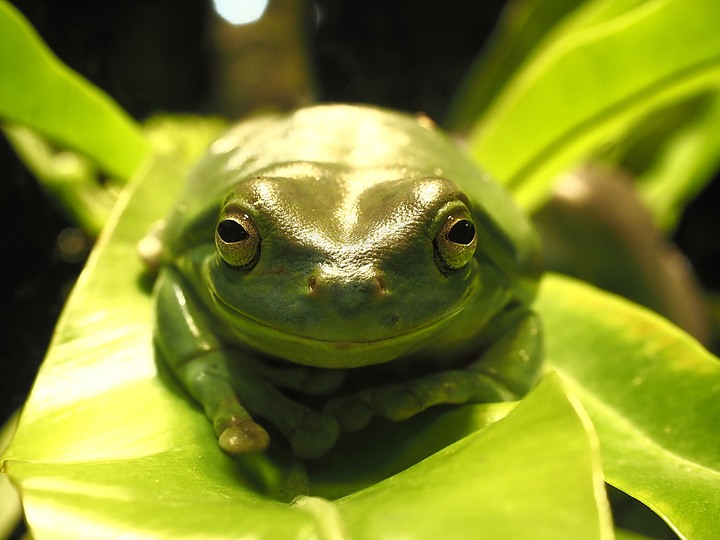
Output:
(2, 0), (719, 429)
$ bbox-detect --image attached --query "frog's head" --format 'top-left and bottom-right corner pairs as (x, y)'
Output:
(202, 164), (488, 368)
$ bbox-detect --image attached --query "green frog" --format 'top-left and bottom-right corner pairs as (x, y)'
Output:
(150, 104), (542, 459)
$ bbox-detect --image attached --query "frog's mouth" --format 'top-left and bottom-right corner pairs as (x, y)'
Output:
(208, 290), (468, 368)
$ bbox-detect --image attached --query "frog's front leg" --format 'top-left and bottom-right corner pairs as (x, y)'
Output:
(325, 307), (542, 432)
(154, 268), (340, 459)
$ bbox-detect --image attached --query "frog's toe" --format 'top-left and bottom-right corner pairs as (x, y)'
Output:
(323, 395), (374, 432)
(368, 385), (423, 421)
(325, 386), (425, 429)
(218, 420), (270, 455)
(288, 413), (340, 460)
(253, 364), (346, 396)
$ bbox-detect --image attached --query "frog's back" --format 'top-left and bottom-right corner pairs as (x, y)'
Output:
(163, 104), (540, 298)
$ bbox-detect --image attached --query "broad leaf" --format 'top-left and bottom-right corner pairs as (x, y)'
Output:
(0, 1), (148, 180)
(2, 124), (119, 234)
(446, 0), (589, 132)
(539, 277), (720, 540)
(463, 0), (720, 212)
(608, 92), (720, 231)
(332, 375), (611, 540)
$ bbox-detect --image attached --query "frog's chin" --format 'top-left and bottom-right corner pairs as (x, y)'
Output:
(210, 294), (463, 368)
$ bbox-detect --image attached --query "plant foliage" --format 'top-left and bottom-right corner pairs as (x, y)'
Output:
(2, 0), (720, 538)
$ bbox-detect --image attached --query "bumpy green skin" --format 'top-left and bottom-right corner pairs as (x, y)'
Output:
(153, 104), (543, 459)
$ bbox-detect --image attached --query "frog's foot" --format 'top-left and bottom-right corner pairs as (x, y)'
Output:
(325, 311), (543, 432)
(464, 311), (543, 397)
(251, 393), (338, 459)
(253, 363), (346, 396)
(323, 387), (396, 432)
(286, 410), (341, 460)
(213, 404), (270, 455)
(212, 397), (339, 459)
(325, 371), (515, 432)
(218, 419), (270, 455)
(213, 387), (341, 459)
(177, 351), (342, 458)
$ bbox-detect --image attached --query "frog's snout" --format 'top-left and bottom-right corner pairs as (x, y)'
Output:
(308, 270), (387, 315)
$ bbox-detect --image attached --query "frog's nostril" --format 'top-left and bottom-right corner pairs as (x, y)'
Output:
(307, 270), (387, 311)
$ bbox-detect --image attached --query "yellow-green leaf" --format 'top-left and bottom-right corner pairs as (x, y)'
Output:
(465, 0), (720, 212)
(0, 1), (148, 180)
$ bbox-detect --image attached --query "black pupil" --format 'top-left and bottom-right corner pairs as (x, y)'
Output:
(218, 219), (249, 243)
(447, 220), (476, 244)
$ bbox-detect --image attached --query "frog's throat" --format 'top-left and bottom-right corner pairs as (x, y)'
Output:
(208, 290), (469, 367)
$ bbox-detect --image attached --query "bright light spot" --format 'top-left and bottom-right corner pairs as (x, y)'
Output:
(213, 0), (269, 25)
(554, 171), (591, 203)
(416, 180), (442, 205)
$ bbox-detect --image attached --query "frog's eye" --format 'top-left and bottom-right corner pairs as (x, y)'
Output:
(433, 212), (477, 272)
(215, 208), (261, 269)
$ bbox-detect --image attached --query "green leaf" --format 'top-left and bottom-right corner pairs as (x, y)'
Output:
(3, 116), (228, 236)
(3, 124), (119, 234)
(465, 0), (720, 212)
(446, 0), (656, 132)
(333, 375), (612, 540)
(4, 372), (611, 539)
(613, 529), (655, 540)
(0, 0), (148, 180)
(445, 0), (589, 132)
(610, 92), (720, 231)
(539, 276), (720, 540)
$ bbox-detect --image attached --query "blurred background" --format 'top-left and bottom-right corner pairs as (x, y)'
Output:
(2, 0), (719, 427)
